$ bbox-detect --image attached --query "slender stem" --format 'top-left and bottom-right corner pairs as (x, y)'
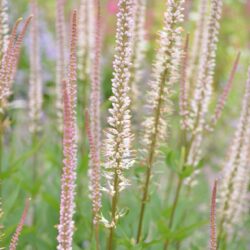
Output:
(164, 171), (175, 206)
(163, 178), (183, 250)
(136, 165), (152, 243)
(172, 185), (192, 249)
(0, 112), (3, 199)
(94, 224), (100, 250)
(217, 217), (227, 250)
(136, 65), (167, 243)
(107, 170), (119, 250)
(31, 132), (38, 227)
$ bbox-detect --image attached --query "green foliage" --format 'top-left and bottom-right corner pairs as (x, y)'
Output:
(0, 0), (249, 249)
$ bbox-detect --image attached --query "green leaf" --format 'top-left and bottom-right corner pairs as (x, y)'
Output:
(165, 150), (179, 173)
(170, 220), (208, 241)
(158, 218), (207, 241)
(196, 158), (205, 169)
(179, 165), (195, 179)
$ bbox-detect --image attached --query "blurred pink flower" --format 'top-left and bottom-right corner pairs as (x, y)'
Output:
(107, 0), (118, 14)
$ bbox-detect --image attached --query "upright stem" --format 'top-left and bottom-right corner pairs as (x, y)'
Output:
(217, 216), (227, 249)
(164, 171), (175, 206)
(0, 112), (3, 199)
(136, 69), (165, 243)
(163, 130), (195, 249)
(94, 224), (100, 250)
(136, 164), (152, 243)
(31, 132), (38, 226)
(163, 178), (183, 250)
(107, 171), (119, 250)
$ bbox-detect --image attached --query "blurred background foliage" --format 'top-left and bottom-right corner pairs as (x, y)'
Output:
(1, 0), (250, 249)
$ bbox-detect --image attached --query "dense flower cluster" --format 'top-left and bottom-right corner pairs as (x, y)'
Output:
(103, 0), (134, 198)
(9, 199), (30, 250)
(0, 17), (32, 108)
(78, 0), (94, 81)
(143, 0), (184, 156)
(210, 181), (217, 250)
(129, 0), (147, 108)
(187, 0), (208, 93)
(219, 67), (250, 239)
(86, 0), (102, 228)
(86, 110), (101, 225)
(179, 35), (190, 129)
(55, 0), (66, 131)
(29, 0), (43, 133)
(0, 0), (9, 60)
(102, 2), (135, 235)
(57, 11), (78, 250)
(187, 0), (223, 167)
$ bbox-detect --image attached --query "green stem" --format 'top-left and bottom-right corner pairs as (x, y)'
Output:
(94, 223), (100, 250)
(217, 217), (227, 250)
(136, 64), (167, 243)
(31, 132), (38, 227)
(163, 178), (183, 250)
(107, 171), (119, 250)
(164, 171), (175, 207)
(136, 164), (152, 243)
(0, 113), (3, 199)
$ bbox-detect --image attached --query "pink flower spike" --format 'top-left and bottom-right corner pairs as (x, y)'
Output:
(209, 52), (241, 129)
(55, 0), (67, 131)
(90, 0), (101, 174)
(10, 16), (33, 86)
(0, 17), (32, 103)
(85, 109), (101, 225)
(210, 180), (217, 250)
(29, 0), (43, 133)
(9, 198), (30, 250)
(179, 34), (190, 130)
(57, 10), (78, 250)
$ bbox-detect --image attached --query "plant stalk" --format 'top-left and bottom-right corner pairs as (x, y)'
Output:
(107, 170), (119, 250)
(163, 177), (183, 250)
(32, 132), (38, 227)
(0, 112), (3, 199)
(94, 223), (100, 250)
(136, 75), (165, 243)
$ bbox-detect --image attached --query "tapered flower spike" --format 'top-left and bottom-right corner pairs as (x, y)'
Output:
(187, 0), (208, 94)
(103, 0), (134, 248)
(142, 0), (184, 154)
(187, 0), (223, 168)
(56, 0), (66, 132)
(208, 52), (241, 130)
(179, 34), (190, 130)
(218, 67), (250, 243)
(104, 0), (134, 199)
(29, 0), (43, 133)
(210, 180), (217, 250)
(10, 16), (33, 85)
(0, 17), (32, 106)
(85, 110), (101, 250)
(0, 0), (9, 60)
(191, 0), (223, 128)
(129, 0), (147, 108)
(85, 110), (101, 224)
(137, 0), (184, 243)
(57, 10), (78, 250)
(89, 0), (101, 194)
(0, 18), (21, 102)
(9, 198), (30, 250)
(78, 0), (94, 81)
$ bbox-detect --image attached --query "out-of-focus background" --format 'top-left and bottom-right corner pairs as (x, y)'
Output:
(2, 0), (250, 249)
